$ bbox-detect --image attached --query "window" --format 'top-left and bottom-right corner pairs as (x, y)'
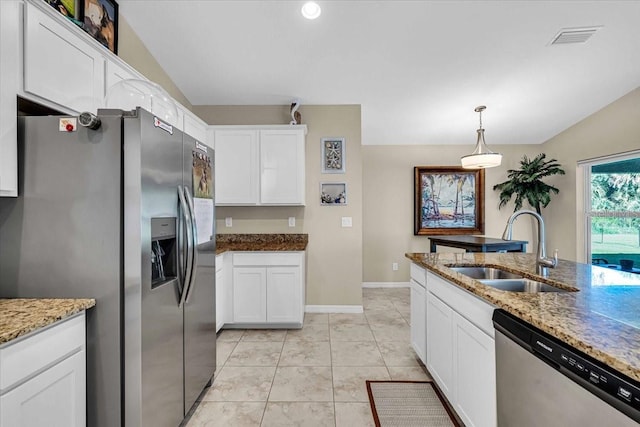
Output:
(582, 152), (640, 272)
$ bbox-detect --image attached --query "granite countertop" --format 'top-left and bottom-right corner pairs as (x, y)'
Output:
(405, 252), (640, 382)
(216, 234), (308, 254)
(0, 298), (96, 345)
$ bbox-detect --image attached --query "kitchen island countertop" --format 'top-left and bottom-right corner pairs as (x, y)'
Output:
(216, 233), (308, 254)
(0, 298), (95, 345)
(406, 252), (640, 382)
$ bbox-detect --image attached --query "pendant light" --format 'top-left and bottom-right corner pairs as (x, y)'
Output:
(461, 106), (502, 169)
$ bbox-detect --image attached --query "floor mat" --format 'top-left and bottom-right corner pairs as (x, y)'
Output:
(366, 380), (460, 427)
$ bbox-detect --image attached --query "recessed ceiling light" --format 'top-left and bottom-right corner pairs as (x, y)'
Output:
(301, 1), (321, 20)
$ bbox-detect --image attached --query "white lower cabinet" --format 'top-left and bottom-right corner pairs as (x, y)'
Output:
(419, 268), (497, 427)
(426, 291), (454, 397)
(266, 267), (302, 323)
(452, 311), (496, 427)
(230, 252), (305, 327)
(215, 253), (224, 332)
(409, 279), (426, 364)
(232, 267), (268, 323)
(0, 312), (86, 427)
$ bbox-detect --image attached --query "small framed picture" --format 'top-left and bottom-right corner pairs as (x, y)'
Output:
(321, 137), (346, 174)
(43, 0), (83, 26)
(83, 0), (119, 54)
(320, 182), (347, 206)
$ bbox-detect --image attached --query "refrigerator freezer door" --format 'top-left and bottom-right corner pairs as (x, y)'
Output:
(0, 116), (124, 427)
(182, 134), (216, 415)
(124, 109), (185, 427)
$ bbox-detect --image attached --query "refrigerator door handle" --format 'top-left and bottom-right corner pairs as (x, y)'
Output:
(178, 185), (193, 308)
(183, 187), (199, 304)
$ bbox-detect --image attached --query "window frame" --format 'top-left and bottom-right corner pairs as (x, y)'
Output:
(580, 150), (640, 263)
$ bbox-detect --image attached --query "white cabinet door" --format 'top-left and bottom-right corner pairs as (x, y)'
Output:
(453, 312), (497, 427)
(103, 60), (146, 110)
(215, 267), (224, 333)
(266, 267), (301, 323)
(259, 129), (305, 205)
(214, 130), (259, 205)
(232, 267), (267, 323)
(183, 111), (208, 143)
(409, 279), (426, 364)
(23, 2), (105, 114)
(426, 291), (453, 397)
(0, 350), (85, 427)
(0, 0), (20, 197)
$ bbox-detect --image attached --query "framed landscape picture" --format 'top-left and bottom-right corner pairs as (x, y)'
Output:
(414, 166), (485, 235)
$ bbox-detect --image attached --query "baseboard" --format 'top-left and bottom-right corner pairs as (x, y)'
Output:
(305, 305), (364, 314)
(362, 282), (410, 288)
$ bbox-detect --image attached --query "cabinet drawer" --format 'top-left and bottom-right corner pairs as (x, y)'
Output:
(0, 313), (85, 393)
(410, 263), (426, 287)
(233, 252), (302, 267)
(427, 272), (495, 337)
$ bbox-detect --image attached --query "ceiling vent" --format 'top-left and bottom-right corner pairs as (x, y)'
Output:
(550, 27), (602, 45)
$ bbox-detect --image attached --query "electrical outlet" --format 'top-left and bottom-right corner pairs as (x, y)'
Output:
(225, 217), (232, 227)
(341, 217), (353, 227)
(392, 262), (399, 271)
(288, 217), (296, 227)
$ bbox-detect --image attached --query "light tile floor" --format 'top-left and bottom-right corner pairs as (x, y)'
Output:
(186, 287), (432, 427)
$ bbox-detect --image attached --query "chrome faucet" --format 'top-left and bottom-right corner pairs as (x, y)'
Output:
(502, 209), (558, 272)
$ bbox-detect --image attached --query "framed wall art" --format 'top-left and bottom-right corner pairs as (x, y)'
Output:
(321, 137), (346, 174)
(320, 182), (347, 206)
(83, 0), (118, 54)
(414, 166), (485, 235)
(43, 0), (83, 25)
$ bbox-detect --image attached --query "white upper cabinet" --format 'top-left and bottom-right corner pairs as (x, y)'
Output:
(259, 129), (305, 205)
(212, 129), (259, 205)
(183, 110), (208, 143)
(211, 126), (306, 206)
(23, 1), (105, 114)
(0, 0), (20, 197)
(0, 0), (209, 198)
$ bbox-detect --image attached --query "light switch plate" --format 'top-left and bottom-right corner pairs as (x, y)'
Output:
(341, 217), (352, 227)
(288, 217), (296, 227)
(225, 217), (232, 227)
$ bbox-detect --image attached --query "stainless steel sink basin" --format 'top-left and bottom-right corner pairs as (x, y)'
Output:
(449, 266), (523, 280)
(478, 279), (571, 293)
(448, 265), (577, 293)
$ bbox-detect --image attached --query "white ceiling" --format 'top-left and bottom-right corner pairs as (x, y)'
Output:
(118, 1), (640, 146)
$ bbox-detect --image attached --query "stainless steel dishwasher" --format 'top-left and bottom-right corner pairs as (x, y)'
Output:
(492, 310), (640, 426)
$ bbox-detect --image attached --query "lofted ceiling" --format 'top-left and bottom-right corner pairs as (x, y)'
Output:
(118, 1), (640, 146)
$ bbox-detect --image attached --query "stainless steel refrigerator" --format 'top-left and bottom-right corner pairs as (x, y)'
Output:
(0, 108), (216, 427)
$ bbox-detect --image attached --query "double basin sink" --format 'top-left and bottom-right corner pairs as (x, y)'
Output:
(448, 266), (577, 293)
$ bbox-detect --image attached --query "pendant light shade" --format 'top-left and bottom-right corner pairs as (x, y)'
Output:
(461, 106), (502, 169)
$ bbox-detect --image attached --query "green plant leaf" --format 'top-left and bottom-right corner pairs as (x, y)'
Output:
(493, 153), (565, 212)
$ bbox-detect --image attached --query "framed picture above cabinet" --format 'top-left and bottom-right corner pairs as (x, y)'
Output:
(43, 0), (83, 25)
(83, 0), (119, 54)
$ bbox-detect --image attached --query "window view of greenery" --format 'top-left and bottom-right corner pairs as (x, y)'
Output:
(590, 157), (640, 272)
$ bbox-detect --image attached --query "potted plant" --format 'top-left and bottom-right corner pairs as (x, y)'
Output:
(493, 153), (565, 214)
